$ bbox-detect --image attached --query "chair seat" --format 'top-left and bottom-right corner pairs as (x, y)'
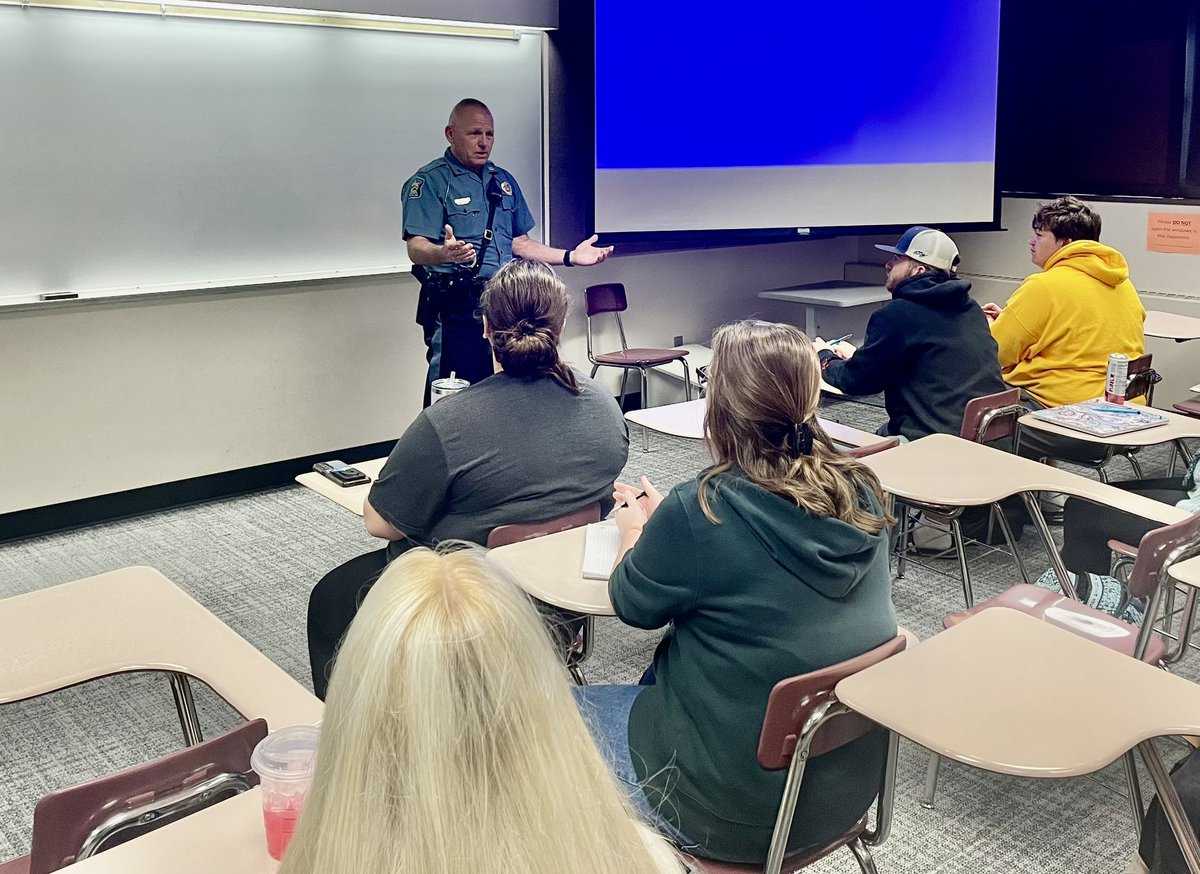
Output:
(687, 816), (868, 873)
(1173, 396), (1200, 418)
(944, 586), (1166, 664)
(0, 855), (31, 874)
(593, 348), (689, 367)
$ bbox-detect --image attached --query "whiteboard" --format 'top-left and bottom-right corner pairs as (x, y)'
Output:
(0, 7), (544, 303)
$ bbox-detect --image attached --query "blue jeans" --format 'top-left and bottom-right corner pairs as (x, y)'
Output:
(572, 684), (694, 849)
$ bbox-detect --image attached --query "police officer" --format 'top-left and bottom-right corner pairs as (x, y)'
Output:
(402, 98), (613, 405)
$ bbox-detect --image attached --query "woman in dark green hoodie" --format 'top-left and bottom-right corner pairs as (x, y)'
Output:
(576, 319), (898, 864)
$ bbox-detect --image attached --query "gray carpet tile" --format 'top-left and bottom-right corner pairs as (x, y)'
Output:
(0, 399), (1191, 871)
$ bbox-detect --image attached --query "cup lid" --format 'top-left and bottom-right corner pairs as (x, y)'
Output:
(250, 725), (321, 781)
(431, 376), (470, 391)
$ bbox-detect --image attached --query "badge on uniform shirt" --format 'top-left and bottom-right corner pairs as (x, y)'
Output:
(407, 177), (423, 199)
(454, 196), (471, 205)
(500, 181), (513, 196)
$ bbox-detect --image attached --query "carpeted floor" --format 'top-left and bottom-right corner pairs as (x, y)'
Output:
(0, 395), (1190, 872)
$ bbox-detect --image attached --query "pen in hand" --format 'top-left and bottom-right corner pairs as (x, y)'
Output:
(618, 490), (648, 508)
(829, 333), (853, 345)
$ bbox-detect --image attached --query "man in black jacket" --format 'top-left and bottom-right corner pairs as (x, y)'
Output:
(816, 226), (1004, 441)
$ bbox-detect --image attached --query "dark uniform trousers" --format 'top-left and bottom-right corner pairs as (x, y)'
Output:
(415, 270), (493, 406)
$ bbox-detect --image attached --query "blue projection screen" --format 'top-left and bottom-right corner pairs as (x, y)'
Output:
(594, 1), (1001, 234)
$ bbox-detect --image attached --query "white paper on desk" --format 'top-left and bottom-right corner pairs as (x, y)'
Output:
(581, 521), (621, 580)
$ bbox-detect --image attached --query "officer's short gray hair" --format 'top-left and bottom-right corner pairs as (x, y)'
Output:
(449, 98), (492, 126)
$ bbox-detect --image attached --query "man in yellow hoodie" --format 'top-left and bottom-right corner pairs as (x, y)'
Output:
(985, 196), (1145, 409)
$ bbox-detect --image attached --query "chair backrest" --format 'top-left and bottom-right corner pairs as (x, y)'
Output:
(1127, 510), (1200, 603)
(756, 635), (907, 770)
(844, 437), (899, 459)
(959, 387), (1024, 445)
(584, 283), (628, 317)
(1124, 510), (1200, 665)
(486, 503), (602, 549)
(1125, 353), (1160, 404)
(28, 719), (267, 874)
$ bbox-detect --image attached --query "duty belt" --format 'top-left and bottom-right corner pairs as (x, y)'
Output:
(419, 270), (487, 291)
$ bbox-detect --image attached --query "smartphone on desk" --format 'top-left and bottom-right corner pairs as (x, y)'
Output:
(313, 460), (371, 488)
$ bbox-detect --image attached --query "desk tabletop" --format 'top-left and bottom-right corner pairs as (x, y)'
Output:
(836, 608), (1200, 778)
(487, 525), (614, 616)
(1020, 405), (1200, 446)
(69, 789), (275, 873)
(1145, 310), (1200, 341)
(860, 433), (1188, 525)
(758, 285), (892, 307)
(0, 566), (322, 729)
(624, 399), (884, 448)
(1170, 555), (1200, 591)
(294, 457), (386, 516)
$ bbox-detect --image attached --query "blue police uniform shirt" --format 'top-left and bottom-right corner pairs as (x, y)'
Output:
(401, 148), (536, 280)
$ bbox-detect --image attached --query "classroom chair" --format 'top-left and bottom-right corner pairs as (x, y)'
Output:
(585, 283), (692, 413)
(1, 719), (266, 874)
(893, 389), (1029, 607)
(488, 503), (601, 685)
(923, 511), (1200, 826)
(844, 438), (899, 459)
(685, 635), (908, 874)
(1169, 390), (1200, 475)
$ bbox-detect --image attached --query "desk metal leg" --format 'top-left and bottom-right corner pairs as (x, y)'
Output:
(1138, 739), (1200, 874)
(1124, 750), (1146, 835)
(921, 751), (941, 809)
(804, 306), (817, 338)
(1020, 492), (1078, 602)
(168, 672), (203, 747)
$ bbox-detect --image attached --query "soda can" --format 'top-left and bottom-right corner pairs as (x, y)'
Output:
(1105, 353), (1129, 404)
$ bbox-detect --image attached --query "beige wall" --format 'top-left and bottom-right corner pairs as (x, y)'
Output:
(1, 277), (422, 514)
(3, 238), (857, 514)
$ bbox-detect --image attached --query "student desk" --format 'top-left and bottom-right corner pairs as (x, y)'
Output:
(836, 608), (1200, 873)
(66, 789), (274, 874)
(758, 282), (891, 337)
(624, 399), (888, 450)
(487, 525), (614, 615)
(1170, 555), (1200, 590)
(1145, 310), (1200, 342)
(0, 566), (322, 744)
(1018, 406), (1200, 448)
(294, 457), (386, 516)
(858, 433), (1190, 593)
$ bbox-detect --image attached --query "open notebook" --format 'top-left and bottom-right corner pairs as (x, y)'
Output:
(1029, 399), (1169, 437)
(581, 521), (621, 580)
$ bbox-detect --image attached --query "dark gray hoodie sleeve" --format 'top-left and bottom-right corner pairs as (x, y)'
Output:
(821, 305), (907, 396)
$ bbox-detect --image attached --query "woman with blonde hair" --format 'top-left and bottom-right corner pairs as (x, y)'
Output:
(576, 319), (898, 863)
(283, 545), (683, 874)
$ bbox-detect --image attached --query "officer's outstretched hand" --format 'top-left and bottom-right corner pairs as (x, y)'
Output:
(442, 224), (476, 267)
(571, 234), (615, 267)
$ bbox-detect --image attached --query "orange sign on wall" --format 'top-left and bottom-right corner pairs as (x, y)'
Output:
(1147, 212), (1200, 255)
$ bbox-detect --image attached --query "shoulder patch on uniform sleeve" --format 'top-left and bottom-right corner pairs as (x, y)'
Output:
(500, 180), (513, 196)
(407, 177), (424, 199)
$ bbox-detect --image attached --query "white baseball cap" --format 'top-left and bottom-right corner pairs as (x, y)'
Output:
(875, 226), (960, 272)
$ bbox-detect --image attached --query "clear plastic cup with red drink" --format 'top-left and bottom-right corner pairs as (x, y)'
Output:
(250, 725), (320, 860)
